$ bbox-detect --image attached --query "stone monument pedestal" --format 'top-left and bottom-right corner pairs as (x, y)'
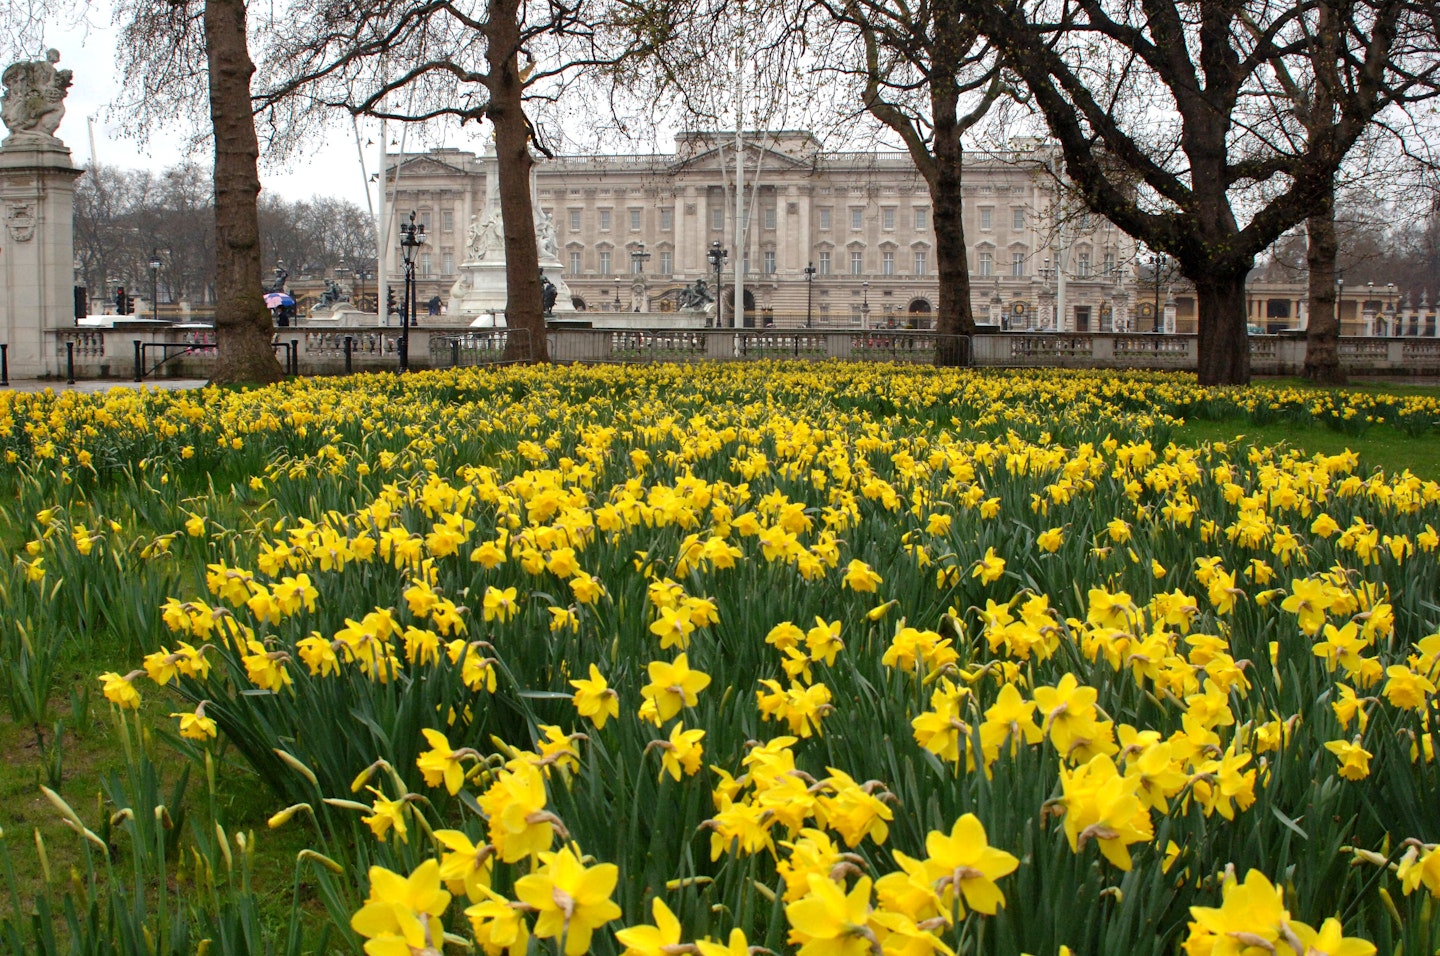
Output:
(0, 141), (82, 378)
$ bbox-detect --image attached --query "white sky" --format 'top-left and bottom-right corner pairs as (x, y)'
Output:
(39, 8), (484, 209)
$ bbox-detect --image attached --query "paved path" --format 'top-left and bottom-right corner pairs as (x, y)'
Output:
(1, 378), (209, 394)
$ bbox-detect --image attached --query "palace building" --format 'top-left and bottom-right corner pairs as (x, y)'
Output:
(382, 131), (1140, 330)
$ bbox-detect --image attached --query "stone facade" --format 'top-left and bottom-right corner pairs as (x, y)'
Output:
(383, 132), (1138, 329)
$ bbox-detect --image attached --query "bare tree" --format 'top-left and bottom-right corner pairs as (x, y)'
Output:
(808, 0), (1008, 363)
(256, 0), (650, 362)
(112, 0), (284, 383)
(971, 0), (1440, 384)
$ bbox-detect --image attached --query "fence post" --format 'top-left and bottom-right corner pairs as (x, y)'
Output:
(133, 340), (143, 382)
(344, 336), (353, 375)
(290, 339), (299, 375)
(452, 340), (460, 368)
(0, 344), (7, 386)
(66, 341), (75, 384)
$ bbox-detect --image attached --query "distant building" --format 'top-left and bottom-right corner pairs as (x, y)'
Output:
(383, 132), (1138, 330)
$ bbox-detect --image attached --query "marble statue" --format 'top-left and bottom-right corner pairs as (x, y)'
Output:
(536, 211), (559, 262)
(465, 212), (503, 261)
(1, 50), (72, 146)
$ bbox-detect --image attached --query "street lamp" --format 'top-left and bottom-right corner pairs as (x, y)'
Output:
(630, 243), (650, 275)
(612, 292), (623, 312)
(860, 280), (871, 330)
(803, 262), (817, 328)
(1336, 277), (1345, 335)
(1149, 251), (1166, 333)
(148, 249), (162, 323)
(354, 263), (372, 313)
(398, 209), (426, 371)
(707, 241), (728, 328)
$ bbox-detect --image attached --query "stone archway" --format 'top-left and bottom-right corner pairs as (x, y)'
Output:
(907, 298), (933, 330)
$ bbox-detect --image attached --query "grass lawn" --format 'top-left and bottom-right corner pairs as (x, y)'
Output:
(1171, 418), (1440, 478)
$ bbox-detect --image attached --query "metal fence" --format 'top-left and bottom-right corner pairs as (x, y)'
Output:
(428, 328), (533, 367)
(546, 328), (972, 366)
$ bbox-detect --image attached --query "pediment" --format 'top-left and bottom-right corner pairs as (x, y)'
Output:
(671, 140), (816, 175)
(394, 155), (468, 177)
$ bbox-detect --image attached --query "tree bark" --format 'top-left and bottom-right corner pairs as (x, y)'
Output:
(485, 0), (548, 363)
(1301, 4), (1344, 385)
(930, 83), (976, 366)
(1193, 270), (1252, 385)
(1302, 182), (1345, 384)
(203, 0), (284, 385)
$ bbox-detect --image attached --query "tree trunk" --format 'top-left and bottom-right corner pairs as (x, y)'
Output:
(929, 85), (976, 367)
(1193, 270), (1251, 385)
(203, 0), (284, 385)
(485, 0), (547, 363)
(1302, 182), (1344, 384)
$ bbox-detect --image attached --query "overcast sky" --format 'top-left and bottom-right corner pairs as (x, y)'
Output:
(40, 7), (500, 210)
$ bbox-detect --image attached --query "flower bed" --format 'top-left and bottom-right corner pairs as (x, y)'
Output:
(4, 364), (1440, 955)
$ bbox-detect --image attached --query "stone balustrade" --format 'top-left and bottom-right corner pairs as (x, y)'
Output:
(30, 325), (1440, 380)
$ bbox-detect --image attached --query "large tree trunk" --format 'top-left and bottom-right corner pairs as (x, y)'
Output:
(485, 0), (547, 364)
(929, 85), (976, 367)
(204, 0), (284, 385)
(1303, 181), (1345, 384)
(1193, 269), (1251, 385)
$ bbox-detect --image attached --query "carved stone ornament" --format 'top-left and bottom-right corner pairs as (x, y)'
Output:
(1, 49), (72, 146)
(6, 200), (35, 241)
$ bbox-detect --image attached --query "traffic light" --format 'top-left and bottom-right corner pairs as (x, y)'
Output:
(386, 286), (397, 315)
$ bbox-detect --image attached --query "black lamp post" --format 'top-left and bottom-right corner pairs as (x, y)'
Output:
(1150, 251), (1166, 333)
(707, 241), (728, 327)
(630, 243), (650, 275)
(1337, 277), (1345, 335)
(399, 209), (426, 371)
(860, 280), (871, 329)
(803, 261), (817, 328)
(148, 249), (162, 323)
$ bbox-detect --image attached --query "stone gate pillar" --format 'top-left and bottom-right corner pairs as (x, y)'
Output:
(0, 50), (83, 379)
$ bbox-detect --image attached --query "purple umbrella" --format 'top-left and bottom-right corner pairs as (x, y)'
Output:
(264, 292), (295, 309)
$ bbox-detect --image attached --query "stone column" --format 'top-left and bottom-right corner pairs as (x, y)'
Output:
(0, 140), (83, 378)
(1112, 289), (1130, 332)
